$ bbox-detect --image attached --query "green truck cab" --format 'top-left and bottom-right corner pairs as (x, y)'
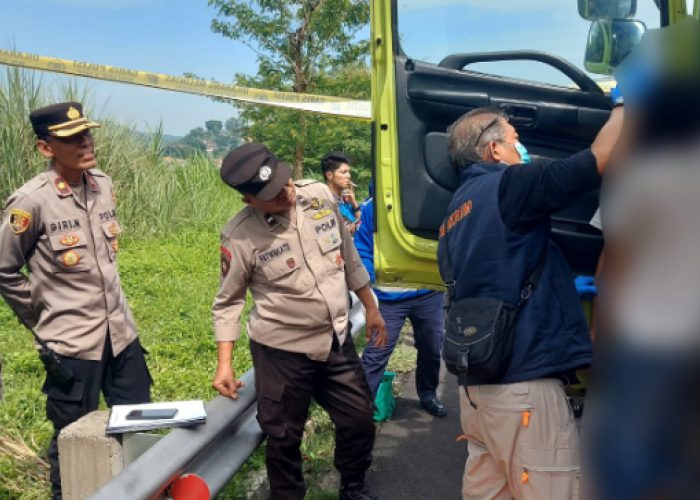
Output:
(370, 0), (693, 290)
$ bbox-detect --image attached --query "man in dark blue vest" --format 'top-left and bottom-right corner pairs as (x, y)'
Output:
(439, 104), (624, 500)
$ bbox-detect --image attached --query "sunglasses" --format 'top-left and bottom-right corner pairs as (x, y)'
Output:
(474, 111), (509, 147)
(52, 130), (94, 145)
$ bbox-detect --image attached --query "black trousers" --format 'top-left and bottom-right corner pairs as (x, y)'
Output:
(44, 335), (152, 500)
(251, 334), (376, 500)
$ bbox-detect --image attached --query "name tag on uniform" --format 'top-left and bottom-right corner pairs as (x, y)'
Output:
(49, 219), (81, 233)
(258, 243), (291, 264)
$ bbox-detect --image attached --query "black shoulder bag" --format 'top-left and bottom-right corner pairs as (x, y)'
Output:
(438, 231), (548, 385)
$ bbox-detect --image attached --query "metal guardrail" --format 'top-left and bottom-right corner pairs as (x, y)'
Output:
(89, 369), (264, 500)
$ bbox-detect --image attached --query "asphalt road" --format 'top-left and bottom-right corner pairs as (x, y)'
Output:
(366, 364), (467, 500)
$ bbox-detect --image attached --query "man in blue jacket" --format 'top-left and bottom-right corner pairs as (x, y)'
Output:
(355, 185), (447, 417)
(439, 103), (624, 499)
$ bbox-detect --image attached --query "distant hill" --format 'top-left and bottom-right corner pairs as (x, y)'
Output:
(162, 134), (183, 143)
(134, 131), (182, 144)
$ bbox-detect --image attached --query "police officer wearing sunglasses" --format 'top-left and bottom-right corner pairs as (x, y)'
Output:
(0, 102), (152, 499)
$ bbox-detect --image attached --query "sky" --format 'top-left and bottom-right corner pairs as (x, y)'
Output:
(0, 0), (686, 135)
(0, 0), (261, 136)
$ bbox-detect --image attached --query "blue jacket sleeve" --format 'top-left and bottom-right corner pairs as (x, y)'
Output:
(353, 199), (375, 283)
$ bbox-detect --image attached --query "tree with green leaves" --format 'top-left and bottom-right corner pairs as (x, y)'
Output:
(225, 116), (244, 135)
(208, 0), (371, 180)
(163, 119), (244, 159)
(205, 120), (224, 134)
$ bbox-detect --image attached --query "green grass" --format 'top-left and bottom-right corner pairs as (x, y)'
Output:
(0, 67), (414, 499)
(0, 228), (255, 499)
(0, 230), (419, 499)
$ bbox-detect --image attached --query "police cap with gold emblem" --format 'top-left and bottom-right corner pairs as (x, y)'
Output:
(220, 142), (292, 201)
(29, 102), (101, 139)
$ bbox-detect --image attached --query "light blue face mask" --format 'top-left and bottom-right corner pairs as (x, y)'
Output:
(515, 142), (531, 164)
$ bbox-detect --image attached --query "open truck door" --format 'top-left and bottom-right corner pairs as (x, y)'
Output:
(370, 0), (663, 289)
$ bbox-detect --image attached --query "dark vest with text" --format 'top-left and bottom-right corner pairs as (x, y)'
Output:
(439, 162), (592, 384)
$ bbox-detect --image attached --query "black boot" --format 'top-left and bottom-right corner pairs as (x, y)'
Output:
(339, 472), (384, 500)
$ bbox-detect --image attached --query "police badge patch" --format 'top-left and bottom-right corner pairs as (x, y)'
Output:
(9, 208), (32, 234)
(259, 166), (272, 181)
(54, 177), (71, 195)
(62, 251), (80, 267)
(60, 235), (80, 247)
(87, 173), (99, 191)
(220, 246), (232, 277)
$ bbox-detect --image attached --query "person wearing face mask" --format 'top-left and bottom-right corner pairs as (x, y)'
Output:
(439, 105), (624, 500)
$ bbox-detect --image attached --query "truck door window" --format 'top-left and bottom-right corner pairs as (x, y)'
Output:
(398, 0), (661, 87)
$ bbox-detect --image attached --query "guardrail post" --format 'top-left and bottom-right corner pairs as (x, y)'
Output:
(58, 411), (123, 500)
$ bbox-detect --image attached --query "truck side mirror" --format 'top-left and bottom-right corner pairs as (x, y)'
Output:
(578, 0), (638, 21)
(584, 19), (646, 75)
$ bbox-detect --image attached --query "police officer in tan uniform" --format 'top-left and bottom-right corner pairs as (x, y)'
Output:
(0, 102), (152, 499)
(212, 143), (388, 500)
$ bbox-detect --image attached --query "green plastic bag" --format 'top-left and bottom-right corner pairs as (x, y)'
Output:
(373, 372), (396, 422)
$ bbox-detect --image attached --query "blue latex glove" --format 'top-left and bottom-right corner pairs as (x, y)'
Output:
(613, 50), (658, 107)
(574, 276), (597, 300)
(611, 84), (623, 106)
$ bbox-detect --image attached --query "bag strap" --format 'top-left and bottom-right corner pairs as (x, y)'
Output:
(438, 216), (549, 312)
(516, 241), (549, 311)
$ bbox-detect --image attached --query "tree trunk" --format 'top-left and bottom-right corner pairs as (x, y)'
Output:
(294, 83), (308, 180)
(293, 136), (305, 179)
(291, 18), (312, 180)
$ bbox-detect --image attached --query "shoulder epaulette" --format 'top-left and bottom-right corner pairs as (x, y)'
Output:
(222, 206), (256, 238)
(88, 168), (107, 177)
(16, 174), (49, 197)
(294, 179), (321, 187)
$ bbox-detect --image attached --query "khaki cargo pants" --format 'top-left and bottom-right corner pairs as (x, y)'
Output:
(460, 379), (580, 500)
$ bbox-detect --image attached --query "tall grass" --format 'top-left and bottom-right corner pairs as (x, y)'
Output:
(0, 69), (46, 192)
(0, 67), (248, 498)
(0, 67), (241, 236)
(0, 67), (402, 499)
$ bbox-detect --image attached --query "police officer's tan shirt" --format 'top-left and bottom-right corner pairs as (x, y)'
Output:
(212, 180), (370, 361)
(0, 166), (137, 360)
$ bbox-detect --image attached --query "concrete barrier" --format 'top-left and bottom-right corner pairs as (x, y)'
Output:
(58, 412), (123, 500)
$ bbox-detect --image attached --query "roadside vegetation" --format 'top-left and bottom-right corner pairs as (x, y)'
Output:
(0, 69), (414, 500)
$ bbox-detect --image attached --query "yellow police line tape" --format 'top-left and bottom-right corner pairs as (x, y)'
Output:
(0, 49), (372, 122)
